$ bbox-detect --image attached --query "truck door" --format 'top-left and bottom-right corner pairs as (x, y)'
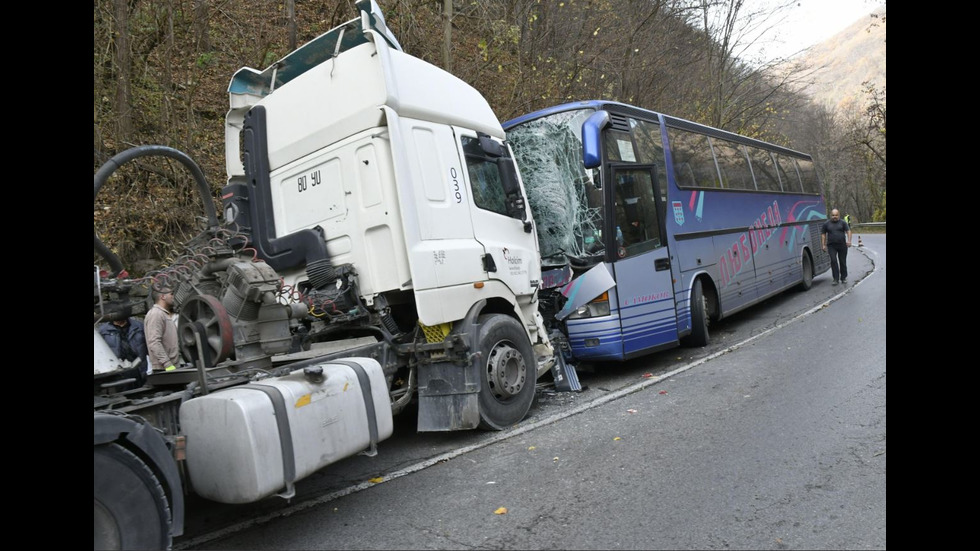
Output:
(609, 164), (678, 356)
(454, 128), (539, 297)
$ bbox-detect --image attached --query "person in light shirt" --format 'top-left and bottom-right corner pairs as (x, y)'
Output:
(144, 286), (180, 371)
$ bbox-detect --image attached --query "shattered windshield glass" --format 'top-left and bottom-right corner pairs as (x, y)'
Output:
(506, 109), (604, 267)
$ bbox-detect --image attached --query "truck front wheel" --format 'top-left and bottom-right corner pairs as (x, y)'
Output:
(476, 314), (536, 430)
(94, 443), (172, 550)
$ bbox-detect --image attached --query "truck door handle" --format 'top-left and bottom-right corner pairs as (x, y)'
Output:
(655, 258), (670, 271)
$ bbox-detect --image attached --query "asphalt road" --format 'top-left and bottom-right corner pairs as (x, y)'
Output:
(176, 234), (885, 549)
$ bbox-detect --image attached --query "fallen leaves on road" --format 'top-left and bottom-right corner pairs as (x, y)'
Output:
(613, 436), (621, 441)
(369, 477), (384, 484)
(494, 507), (508, 515)
(642, 373), (653, 378)
(659, 390), (668, 395)
(528, 446), (536, 450)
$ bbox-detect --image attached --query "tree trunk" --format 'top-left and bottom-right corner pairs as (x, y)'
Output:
(287, 0), (297, 51)
(112, 0), (133, 145)
(443, 0), (453, 71)
(194, 0), (211, 51)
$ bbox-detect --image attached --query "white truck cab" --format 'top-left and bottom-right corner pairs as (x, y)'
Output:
(218, 0), (552, 431)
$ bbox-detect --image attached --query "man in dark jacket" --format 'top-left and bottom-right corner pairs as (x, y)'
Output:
(98, 317), (149, 363)
(821, 209), (852, 285)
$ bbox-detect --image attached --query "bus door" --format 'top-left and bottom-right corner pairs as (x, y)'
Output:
(609, 165), (678, 357)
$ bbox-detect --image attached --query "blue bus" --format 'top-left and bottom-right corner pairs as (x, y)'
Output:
(503, 101), (831, 361)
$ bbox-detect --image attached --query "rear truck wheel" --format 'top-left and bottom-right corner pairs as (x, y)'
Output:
(94, 443), (172, 550)
(797, 252), (814, 291)
(681, 278), (709, 347)
(476, 314), (536, 430)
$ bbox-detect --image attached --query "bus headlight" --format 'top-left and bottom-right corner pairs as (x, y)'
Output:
(568, 292), (610, 319)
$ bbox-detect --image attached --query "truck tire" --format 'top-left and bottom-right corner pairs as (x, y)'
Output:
(476, 314), (536, 430)
(94, 443), (172, 550)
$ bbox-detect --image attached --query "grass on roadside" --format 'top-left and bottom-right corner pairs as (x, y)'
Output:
(852, 225), (885, 234)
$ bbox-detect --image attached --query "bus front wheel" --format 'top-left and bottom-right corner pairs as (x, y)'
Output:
(682, 278), (709, 347)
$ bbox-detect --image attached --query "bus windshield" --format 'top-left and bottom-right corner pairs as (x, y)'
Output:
(506, 108), (604, 267)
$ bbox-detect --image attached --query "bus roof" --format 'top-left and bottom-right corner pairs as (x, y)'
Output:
(503, 100), (812, 160)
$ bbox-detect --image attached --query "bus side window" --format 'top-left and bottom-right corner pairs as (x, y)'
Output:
(774, 154), (802, 193)
(717, 165), (729, 189)
(667, 127), (719, 189)
(713, 139), (755, 191)
(796, 158), (820, 194)
(604, 129), (636, 162)
(748, 147), (781, 192)
(614, 168), (663, 255)
(630, 117), (668, 216)
(675, 162), (696, 188)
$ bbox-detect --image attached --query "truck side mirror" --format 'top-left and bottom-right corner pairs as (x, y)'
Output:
(498, 159), (526, 221)
(479, 133), (504, 158)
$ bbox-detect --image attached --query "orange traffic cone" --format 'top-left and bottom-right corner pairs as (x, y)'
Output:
(857, 235), (863, 247)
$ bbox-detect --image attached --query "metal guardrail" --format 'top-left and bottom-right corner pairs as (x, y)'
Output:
(852, 222), (885, 229)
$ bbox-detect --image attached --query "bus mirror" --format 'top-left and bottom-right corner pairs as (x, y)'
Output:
(582, 110), (610, 169)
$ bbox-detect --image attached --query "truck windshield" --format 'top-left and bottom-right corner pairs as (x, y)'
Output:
(506, 108), (604, 267)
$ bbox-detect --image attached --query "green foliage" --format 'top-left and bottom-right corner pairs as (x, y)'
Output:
(196, 52), (215, 68)
(262, 49), (279, 67)
(873, 191), (886, 222)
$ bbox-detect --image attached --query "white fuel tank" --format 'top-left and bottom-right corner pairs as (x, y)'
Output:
(179, 357), (393, 504)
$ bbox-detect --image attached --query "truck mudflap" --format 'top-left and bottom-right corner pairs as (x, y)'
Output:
(416, 300), (484, 431)
(416, 358), (482, 431)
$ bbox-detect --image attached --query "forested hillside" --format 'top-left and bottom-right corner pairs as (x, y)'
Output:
(94, 0), (885, 273)
(795, 6), (886, 112)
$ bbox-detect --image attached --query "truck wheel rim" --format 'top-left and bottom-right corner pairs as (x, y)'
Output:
(486, 342), (526, 400)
